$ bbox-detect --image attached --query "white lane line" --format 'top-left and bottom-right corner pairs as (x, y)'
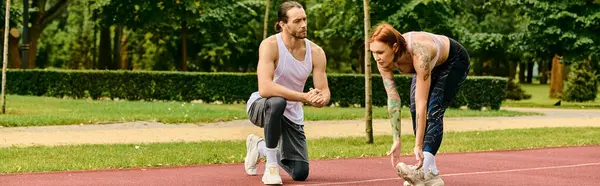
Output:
(289, 162), (600, 186)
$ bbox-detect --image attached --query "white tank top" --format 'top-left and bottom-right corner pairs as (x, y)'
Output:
(246, 33), (313, 125)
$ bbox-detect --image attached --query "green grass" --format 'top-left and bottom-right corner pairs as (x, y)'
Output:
(0, 127), (598, 174)
(502, 83), (600, 109)
(0, 95), (538, 127)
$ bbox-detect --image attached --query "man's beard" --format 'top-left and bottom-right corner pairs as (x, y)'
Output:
(290, 30), (307, 39)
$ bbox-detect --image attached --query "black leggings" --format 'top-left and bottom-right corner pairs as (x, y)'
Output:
(262, 97), (286, 148)
(247, 96), (310, 181)
(409, 38), (470, 155)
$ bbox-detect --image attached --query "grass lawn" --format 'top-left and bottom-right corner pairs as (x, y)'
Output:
(0, 95), (539, 127)
(502, 83), (600, 109)
(0, 127), (598, 174)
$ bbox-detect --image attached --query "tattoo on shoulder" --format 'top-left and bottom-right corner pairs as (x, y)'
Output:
(413, 43), (431, 81)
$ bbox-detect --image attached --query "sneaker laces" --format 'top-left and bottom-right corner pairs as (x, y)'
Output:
(408, 165), (425, 179)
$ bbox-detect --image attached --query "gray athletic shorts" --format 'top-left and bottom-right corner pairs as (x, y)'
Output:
(247, 97), (309, 167)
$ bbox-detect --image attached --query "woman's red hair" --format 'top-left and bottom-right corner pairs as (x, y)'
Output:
(369, 23), (407, 61)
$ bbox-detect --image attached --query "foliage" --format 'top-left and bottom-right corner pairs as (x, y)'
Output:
(504, 80), (532, 101)
(511, 0), (600, 65)
(308, 0), (366, 73)
(37, 1), (95, 69)
(99, 0), (264, 72)
(2, 0), (597, 80)
(0, 1), (22, 28)
(564, 60), (598, 102)
(451, 0), (529, 77)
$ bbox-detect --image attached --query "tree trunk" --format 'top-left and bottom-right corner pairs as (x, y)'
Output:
(527, 62), (534, 83)
(8, 28), (20, 68)
(357, 45), (364, 74)
(363, 0), (373, 144)
(538, 59), (550, 84)
(508, 61), (517, 80)
(549, 55), (565, 98)
(113, 25), (122, 70)
(98, 25), (112, 69)
(181, 21), (188, 71)
(25, 0), (70, 69)
(2, 0), (11, 114)
(92, 8), (97, 68)
(27, 26), (43, 68)
(357, 44), (365, 74)
(263, 0), (270, 39)
(120, 32), (129, 69)
(518, 62), (526, 83)
(474, 58), (490, 76)
(483, 59), (491, 76)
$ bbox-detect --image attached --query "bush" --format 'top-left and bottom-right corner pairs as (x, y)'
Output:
(2, 69), (508, 110)
(564, 61), (598, 102)
(503, 80), (532, 101)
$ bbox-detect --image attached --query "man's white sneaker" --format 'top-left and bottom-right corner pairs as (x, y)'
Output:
(244, 134), (263, 175)
(262, 162), (282, 185)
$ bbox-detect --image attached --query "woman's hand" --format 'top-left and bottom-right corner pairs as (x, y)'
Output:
(387, 139), (402, 167)
(413, 146), (424, 168)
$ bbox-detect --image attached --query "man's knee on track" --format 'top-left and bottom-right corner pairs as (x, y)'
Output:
(284, 160), (309, 181)
(291, 166), (309, 181)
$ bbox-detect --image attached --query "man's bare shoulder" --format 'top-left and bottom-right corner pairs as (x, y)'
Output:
(259, 35), (280, 61)
(260, 35), (279, 49)
(308, 40), (326, 58)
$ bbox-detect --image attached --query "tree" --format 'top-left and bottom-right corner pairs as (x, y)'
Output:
(0, 1), (22, 69)
(101, 0), (261, 72)
(35, 0), (97, 69)
(309, 0), (369, 73)
(263, 0), (270, 39)
(2, 0), (11, 114)
(549, 55), (565, 98)
(23, 0), (70, 68)
(451, 0), (529, 79)
(363, 0), (373, 144)
(512, 0), (600, 85)
(100, 0), (204, 71)
(564, 60), (598, 102)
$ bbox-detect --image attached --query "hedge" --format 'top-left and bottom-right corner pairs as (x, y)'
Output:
(1, 69), (507, 110)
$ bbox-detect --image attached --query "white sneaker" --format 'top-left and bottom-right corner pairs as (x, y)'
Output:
(400, 165), (444, 186)
(244, 134), (263, 175)
(423, 171), (444, 186)
(262, 162), (282, 185)
(396, 163), (425, 186)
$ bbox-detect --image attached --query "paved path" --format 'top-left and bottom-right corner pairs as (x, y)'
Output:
(0, 107), (599, 147)
(1, 145), (598, 186)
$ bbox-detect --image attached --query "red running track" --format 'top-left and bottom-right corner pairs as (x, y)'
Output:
(1, 146), (599, 186)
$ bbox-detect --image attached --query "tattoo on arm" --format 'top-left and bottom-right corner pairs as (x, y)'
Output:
(383, 76), (401, 140)
(383, 76), (394, 90)
(388, 99), (402, 141)
(383, 77), (397, 97)
(413, 43), (431, 81)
